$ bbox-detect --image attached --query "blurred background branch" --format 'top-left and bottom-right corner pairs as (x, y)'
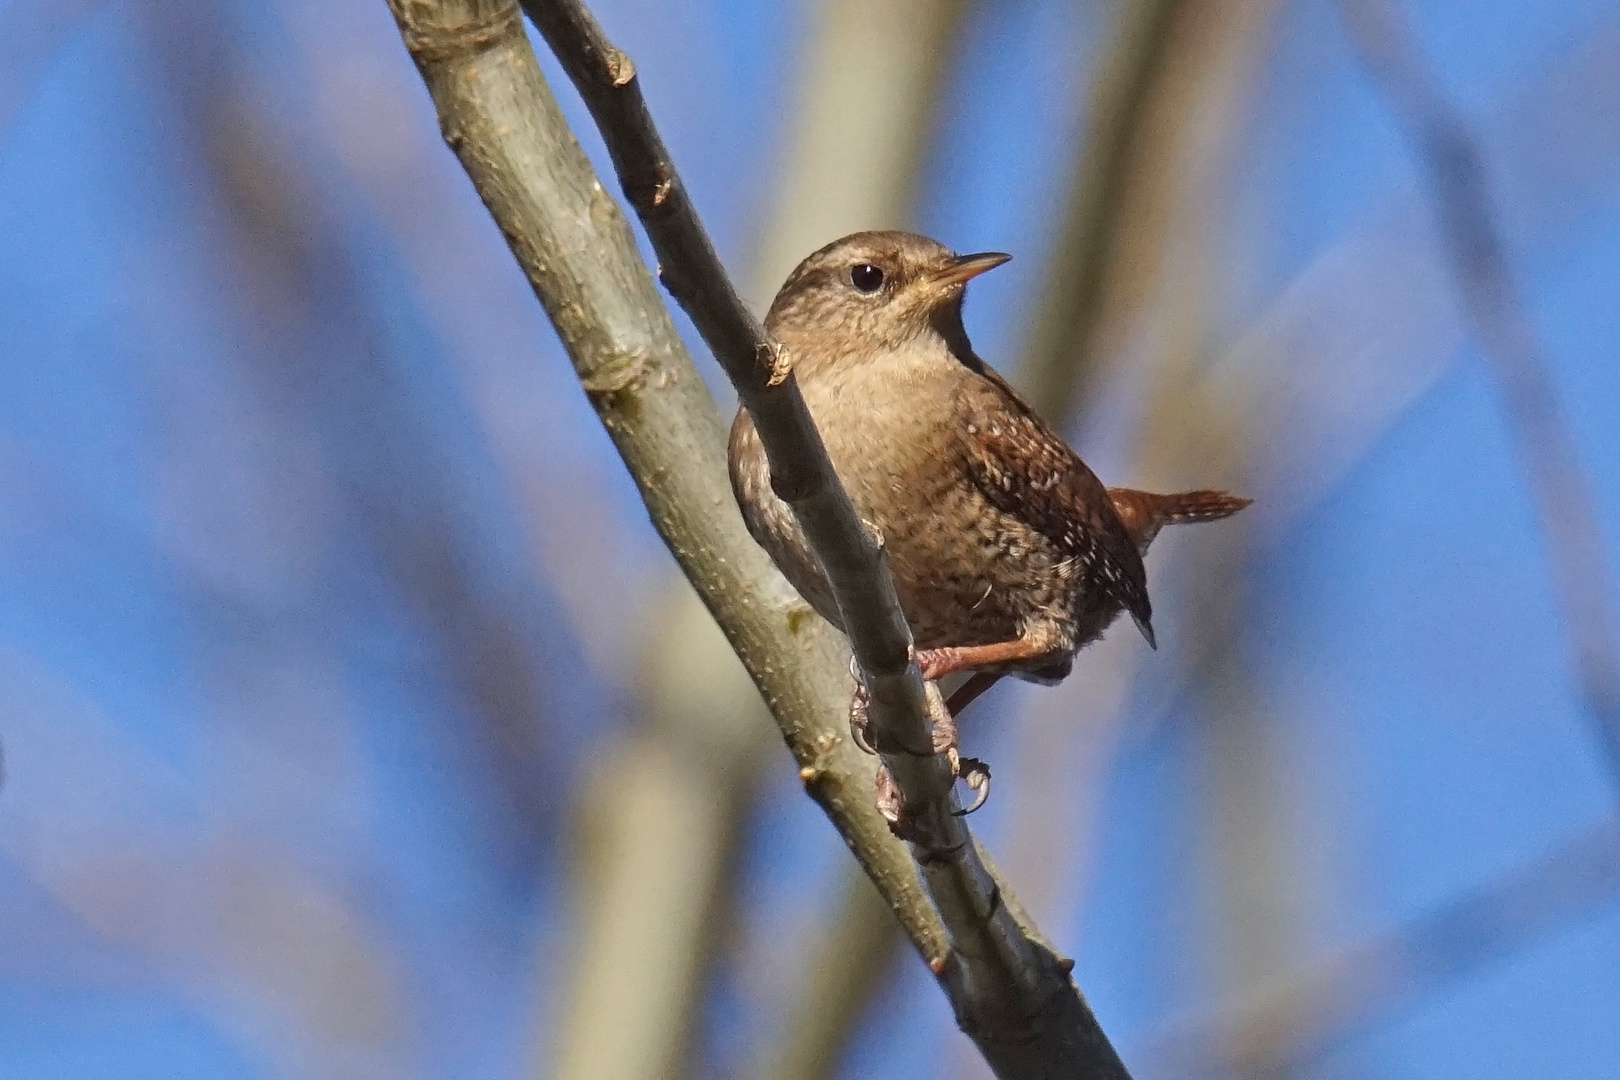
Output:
(545, 594), (770, 1080)
(1340, 0), (1620, 786)
(1014, 0), (1185, 421)
(1146, 817), (1620, 1077)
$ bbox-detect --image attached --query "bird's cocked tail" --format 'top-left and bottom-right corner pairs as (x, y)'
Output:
(1107, 488), (1252, 555)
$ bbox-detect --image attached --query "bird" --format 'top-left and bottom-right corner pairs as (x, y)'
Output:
(728, 230), (1249, 818)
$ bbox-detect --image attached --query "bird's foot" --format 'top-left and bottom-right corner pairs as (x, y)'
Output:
(955, 757), (992, 816)
(925, 685), (992, 816)
(875, 679), (993, 837)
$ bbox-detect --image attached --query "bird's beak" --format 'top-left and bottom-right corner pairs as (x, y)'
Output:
(927, 251), (1011, 289)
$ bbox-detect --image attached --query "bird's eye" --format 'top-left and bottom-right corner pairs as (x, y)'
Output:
(849, 263), (885, 293)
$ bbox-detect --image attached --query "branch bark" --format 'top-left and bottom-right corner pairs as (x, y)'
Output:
(383, 0), (1132, 1073)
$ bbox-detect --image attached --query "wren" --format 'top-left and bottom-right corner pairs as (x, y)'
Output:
(728, 231), (1248, 814)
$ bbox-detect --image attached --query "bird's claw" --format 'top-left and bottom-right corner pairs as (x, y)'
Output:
(953, 757), (992, 815)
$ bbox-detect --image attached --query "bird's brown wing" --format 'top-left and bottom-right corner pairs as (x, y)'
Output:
(952, 363), (1155, 643)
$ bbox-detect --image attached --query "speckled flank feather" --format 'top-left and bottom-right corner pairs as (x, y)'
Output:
(953, 364), (1155, 647)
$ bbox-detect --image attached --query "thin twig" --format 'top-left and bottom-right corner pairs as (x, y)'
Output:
(1144, 818), (1620, 1077)
(1340, 0), (1620, 788)
(1016, 0), (1188, 420)
(385, 0), (1132, 1073)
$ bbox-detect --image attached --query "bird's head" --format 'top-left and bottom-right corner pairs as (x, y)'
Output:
(765, 230), (1009, 368)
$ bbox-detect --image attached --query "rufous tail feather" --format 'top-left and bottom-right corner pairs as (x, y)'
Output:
(1107, 488), (1252, 554)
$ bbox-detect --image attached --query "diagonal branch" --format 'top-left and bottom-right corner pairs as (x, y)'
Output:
(384, 0), (1133, 1073)
(1340, 0), (1620, 789)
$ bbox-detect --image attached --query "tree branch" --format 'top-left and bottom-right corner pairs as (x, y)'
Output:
(1145, 818), (1620, 1077)
(1340, 0), (1620, 790)
(1015, 0), (1187, 420)
(384, 0), (1133, 1073)
(382, 0), (942, 959)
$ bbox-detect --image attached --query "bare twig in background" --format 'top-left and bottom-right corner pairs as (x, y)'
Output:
(548, 595), (769, 1080)
(386, 0), (1132, 1073)
(998, 0), (1282, 923)
(1106, 8), (1298, 1069)
(1015, 0), (1187, 420)
(748, 0), (965, 301)
(1145, 818), (1620, 1077)
(1124, 19), (1620, 1072)
(1340, 0), (1620, 786)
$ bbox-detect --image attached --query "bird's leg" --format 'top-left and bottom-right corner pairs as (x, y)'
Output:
(877, 633), (1067, 831)
(915, 633), (1064, 683)
(918, 632), (1064, 817)
(850, 656), (1000, 758)
(865, 631), (1064, 831)
(922, 682), (992, 816)
(876, 678), (960, 832)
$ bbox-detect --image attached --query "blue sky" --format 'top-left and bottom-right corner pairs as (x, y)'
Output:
(0, 0), (1616, 1078)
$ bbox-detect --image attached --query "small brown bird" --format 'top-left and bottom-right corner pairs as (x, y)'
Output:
(729, 231), (1248, 809)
